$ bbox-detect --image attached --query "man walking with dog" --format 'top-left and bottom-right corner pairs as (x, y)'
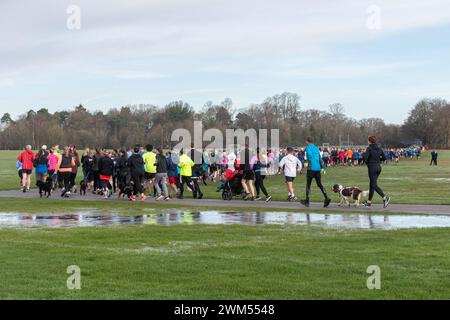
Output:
(362, 136), (390, 208)
(300, 137), (331, 208)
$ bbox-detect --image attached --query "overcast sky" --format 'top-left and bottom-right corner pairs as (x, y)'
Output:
(1, 0), (450, 123)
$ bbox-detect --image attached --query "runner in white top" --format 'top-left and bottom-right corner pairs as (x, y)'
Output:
(278, 147), (303, 201)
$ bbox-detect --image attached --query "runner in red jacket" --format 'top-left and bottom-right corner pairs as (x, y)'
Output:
(17, 145), (35, 192)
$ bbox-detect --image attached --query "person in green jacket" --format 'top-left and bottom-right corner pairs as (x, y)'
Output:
(178, 149), (195, 199)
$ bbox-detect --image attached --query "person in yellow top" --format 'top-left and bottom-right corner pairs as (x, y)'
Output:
(177, 149), (194, 199)
(142, 144), (157, 196)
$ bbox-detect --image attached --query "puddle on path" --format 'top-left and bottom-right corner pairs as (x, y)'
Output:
(1, 210), (450, 230)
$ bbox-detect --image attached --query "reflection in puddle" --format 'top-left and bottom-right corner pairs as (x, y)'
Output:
(1, 211), (450, 229)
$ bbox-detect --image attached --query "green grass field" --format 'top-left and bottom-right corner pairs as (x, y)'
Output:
(2, 150), (450, 204)
(1, 224), (449, 299)
(1, 150), (449, 299)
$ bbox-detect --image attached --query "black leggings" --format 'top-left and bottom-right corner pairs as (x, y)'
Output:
(93, 171), (100, 190)
(306, 170), (328, 201)
(179, 176), (195, 197)
(368, 165), (385, 201)
(255, 172), (268, 197)
(70, 172), (77, 189)
(131, 172), (144, 196)
(60, 172), (72, 195)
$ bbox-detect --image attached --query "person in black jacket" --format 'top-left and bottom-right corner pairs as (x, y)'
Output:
(98, 151), (114, 198)
(92, 147), (102, 193)
(430, 150), (438, 166)
(127, 145), (146, 201)
(362, 136), (390, 208)
(189, 144), (204, 199)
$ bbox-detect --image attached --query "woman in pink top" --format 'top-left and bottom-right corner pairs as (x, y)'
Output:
(47, 149), (59, 188)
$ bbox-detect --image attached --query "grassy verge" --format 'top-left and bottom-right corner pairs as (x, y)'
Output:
(0, 224), (449, 299)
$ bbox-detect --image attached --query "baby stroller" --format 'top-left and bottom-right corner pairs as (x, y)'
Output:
(221, 172), (245, 200)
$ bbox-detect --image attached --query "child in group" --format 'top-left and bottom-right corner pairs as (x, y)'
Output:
(278, 146), (303, 201)
(216, 166), (237, 192)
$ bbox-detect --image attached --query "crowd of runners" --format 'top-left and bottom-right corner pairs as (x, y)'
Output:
(304, 146), (424, 168)
(15, 135), (418, 207)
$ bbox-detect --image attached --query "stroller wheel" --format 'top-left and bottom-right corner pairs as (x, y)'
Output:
(222, 191), (228, 200)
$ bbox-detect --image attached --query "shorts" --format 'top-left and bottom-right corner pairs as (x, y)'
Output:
(145, 172), (156, 180)
(243, 170), (255, 180)
(285, 176), (295, 183)
(168, 176), (178, 184)
(100, 175), (111, 181)
(22, 169), (32, 175)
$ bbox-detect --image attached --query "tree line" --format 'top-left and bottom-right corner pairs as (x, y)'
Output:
(0, 93), (448, 150)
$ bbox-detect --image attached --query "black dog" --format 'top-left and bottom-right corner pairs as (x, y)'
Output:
(80, 180), (87, 196)
(37, 176), (52, 198)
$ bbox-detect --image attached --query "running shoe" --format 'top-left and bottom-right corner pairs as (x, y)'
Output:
(362, 200), (371, 207)
(164, 196), (170, 201)
(156, 195), (165, 201)
(140, 194), (146, 201)
(265, 196), (272, 202)
(254, 196), (262, 201)
(383, 196), (390, 208)
(300, 199), (310, 207)
(324, 198), (331, 208)
(130, 195), (136, 202)
(198, 193), (204, 199)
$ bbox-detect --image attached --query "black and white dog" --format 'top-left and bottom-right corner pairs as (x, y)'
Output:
(332, 184), (369, 207)
(36, 176), (52, 198)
